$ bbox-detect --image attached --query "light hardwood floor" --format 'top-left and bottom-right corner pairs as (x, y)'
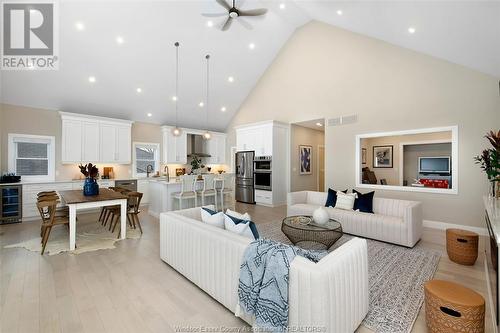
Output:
(0, 203), (493, 333)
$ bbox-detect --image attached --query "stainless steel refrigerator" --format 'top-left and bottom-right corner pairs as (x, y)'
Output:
(235, 151), (255, 204)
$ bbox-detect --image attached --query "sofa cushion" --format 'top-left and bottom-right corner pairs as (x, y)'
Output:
(200, 207), (225, 229)
(288, 203), (318, 216)
(224, 214), (259, 240)
(325, 188), (348, 208)
(226, 208), (252, 221)
(336, 192), (357, 210)
(353, 190), (375, 214)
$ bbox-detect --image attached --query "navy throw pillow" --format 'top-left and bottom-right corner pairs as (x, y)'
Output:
(325, 188), (348, 207)
(225, 214), (260, 239)
(353, 190), (375, 213)
(202, 207), (218, 215)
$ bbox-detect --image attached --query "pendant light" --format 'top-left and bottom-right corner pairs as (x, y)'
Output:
(171, 42), (182, 137)
(203, 54), (211, 140)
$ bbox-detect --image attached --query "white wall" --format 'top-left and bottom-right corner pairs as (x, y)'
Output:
(226, 21), (500, 228)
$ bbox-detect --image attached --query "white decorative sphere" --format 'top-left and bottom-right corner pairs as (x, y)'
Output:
(313, 207), (329, 225)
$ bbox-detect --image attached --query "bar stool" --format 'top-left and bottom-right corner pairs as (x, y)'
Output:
(217, 173), (235, 211)
(198, 174), (217, 209)
(172, 175), (198, 210)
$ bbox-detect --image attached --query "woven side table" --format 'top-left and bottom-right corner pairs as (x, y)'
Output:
(424, 280), (485, 333)
(446, 228), (479, 265)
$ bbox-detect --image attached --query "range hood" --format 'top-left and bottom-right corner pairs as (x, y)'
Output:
(187, 134), (211, 157)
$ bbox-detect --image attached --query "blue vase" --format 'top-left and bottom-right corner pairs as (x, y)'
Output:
(83, 178), (99, 196)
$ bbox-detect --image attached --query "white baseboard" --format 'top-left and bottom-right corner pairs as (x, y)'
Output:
(423, 219), (488, 236)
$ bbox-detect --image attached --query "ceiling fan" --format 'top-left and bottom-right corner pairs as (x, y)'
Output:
(202, 0), (268, 31)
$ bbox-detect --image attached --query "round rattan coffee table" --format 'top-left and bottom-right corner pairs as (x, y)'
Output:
(281, 215), (343, 249)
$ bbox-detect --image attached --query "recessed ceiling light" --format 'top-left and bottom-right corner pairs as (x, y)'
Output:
(316, 122), (323, 127)
(227, 76), (234, 83)
(116, 36), (125, 44)
(279, 3), (285, 10)
(199, 102), (204, 107)
(336, 10), (343, 16)
(248, 43), (256, 50)
(136, 87), (142, 93)
(88, 76), (96, 83)
(172, 96), (178, 101)
(221, 106), (227, 112)
(207, 20), (214, 28)
(408, 27), (416, 34)
(75, 21), (85, 31)
(147, 113), (152, 117)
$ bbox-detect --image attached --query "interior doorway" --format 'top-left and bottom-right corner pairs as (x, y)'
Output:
(289, 119), (325, 192)
(318, 145), (325, 192)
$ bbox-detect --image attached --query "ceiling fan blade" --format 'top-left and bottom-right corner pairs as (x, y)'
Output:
(238, 8), (267, 16)
(215, 0), (231, 11)
(237, 17), (253, 30)
(221, 17), (233, 31)
(201, 12), (228, 17)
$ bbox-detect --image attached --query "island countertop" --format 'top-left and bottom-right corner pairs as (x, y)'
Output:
(485, 196), (500, 242)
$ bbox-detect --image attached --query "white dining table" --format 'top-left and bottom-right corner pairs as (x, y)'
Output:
(59, 189), (128, 250)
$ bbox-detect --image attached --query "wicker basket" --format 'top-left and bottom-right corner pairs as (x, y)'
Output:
(446, 228), (479, 265)
(425, 280), (485, 333)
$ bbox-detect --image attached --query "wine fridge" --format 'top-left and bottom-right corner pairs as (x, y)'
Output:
(0, 185), (22, 224)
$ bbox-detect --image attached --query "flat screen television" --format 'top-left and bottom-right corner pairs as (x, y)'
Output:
(418, 156), (451, 174)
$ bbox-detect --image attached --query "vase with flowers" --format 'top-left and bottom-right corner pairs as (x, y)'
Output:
(79, 163), (99, 196)
(474, 130), (500, 198)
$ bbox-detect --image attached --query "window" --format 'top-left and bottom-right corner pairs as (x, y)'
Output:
(8, 134), (55, 182)
(133, 142), (160, 177)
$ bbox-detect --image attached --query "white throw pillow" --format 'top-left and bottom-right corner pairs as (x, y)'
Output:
(200, 207), (225, 229)
(224, 215), (255, 239)
(335, 192), (357, 210)
(225, 209), (251, 221)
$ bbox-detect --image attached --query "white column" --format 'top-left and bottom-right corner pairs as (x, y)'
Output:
(69, 205), (76, 250)
(120, 199), (127, 240)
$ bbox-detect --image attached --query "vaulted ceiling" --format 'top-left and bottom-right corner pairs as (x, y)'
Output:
(1, 1), (498, 132)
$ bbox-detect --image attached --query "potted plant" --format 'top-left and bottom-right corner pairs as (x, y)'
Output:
(79, 163), (99, 196)
(190, 155), (205, 175)
(474, 130), (500, 198)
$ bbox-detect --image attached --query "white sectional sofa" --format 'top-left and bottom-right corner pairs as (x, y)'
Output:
(288, 191), (423, 247)
(160, 206), (369, 332)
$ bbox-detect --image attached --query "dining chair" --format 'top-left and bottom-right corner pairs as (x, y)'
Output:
(171, 175), (197, 210)
(111, 191), (143, 237)
(37, 191), (71, 236)
(37, 200), (69, 255)
(100, 187), (131, 228)
(198, 174), (217, 208)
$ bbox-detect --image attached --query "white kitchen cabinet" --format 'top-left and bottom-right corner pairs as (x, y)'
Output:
(82, 121), (100, 161)
(205, 134), (226, 164)
(236, 122), (273, 156)
(99, 123), (117, 162)
(255, 189), (273, 205)
(137, 179), (150, 205)
(60, 112), (133, 164)
(61, 119), (83, 163)
(161, 127), (187, 164)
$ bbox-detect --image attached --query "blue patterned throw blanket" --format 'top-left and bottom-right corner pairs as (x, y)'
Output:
(238, 239), (327, 332)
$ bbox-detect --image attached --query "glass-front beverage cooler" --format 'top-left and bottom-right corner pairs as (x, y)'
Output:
(0, 185), (22, 224)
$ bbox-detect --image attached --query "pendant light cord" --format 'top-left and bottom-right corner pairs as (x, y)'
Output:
(175, 42), (179, 128)
(205, 54), (210, 130)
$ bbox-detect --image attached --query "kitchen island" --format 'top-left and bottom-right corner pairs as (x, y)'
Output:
(148, 175), (234, 217)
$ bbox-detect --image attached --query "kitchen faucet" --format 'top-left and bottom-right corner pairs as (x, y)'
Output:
(146, 164), (154, 178)
(163, 165), (170, 182)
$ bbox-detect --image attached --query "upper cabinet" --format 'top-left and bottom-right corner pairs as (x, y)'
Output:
(205, 133), (226, 164)
(161, 126), (226, 165)
(236, 122), (273, 156)
(60, 112), (133, 164)
(161, 126), (188, 164)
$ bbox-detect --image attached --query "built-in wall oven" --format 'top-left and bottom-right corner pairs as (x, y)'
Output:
(254, 156), (272, 191)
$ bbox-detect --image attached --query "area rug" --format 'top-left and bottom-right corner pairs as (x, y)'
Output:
(257, 222), (441, 333)
(4, 221), (142, 255)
